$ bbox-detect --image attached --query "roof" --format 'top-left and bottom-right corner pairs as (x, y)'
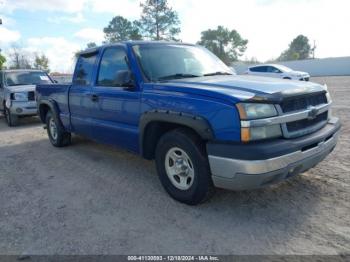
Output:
(249, 64), (279, 68)
(78, 40), (196, 56)
(0, 69), (46, 73)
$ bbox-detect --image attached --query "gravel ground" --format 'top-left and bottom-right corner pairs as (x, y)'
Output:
(0, 76), (349, 255)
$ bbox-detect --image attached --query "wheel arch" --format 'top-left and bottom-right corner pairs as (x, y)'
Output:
(38, 99), (65, 129)
(140, 110), (214, 160)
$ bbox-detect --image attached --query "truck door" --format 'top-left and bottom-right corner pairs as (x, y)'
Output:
(89, 46), (141, 153)
(69, 52), (97, 137)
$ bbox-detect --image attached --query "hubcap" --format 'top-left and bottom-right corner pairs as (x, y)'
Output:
(49, 118), (58, 141)
(165, 147), (194, 190)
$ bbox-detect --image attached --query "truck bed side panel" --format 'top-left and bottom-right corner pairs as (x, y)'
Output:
(36, 84), (71, 130)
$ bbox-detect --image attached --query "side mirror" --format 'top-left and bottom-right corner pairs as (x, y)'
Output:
(114, 70), (135, 90)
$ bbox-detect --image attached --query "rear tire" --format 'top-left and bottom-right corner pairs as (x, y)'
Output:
(4, 106), (18, 127)
(46, 111), (71, 147)
(155, 128), (214, 205)
(283, 77), (292, 80)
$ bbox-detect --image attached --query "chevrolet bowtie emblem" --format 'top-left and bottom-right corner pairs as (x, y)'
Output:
(307, 107), (319, 120)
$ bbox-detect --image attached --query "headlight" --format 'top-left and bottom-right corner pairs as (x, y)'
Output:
(13, 92), (28, 101)
(326, 92), (332, 103)
(236, 103), (277, 120)
(241, 125), (282, 142)
(326, 91), (332, 118)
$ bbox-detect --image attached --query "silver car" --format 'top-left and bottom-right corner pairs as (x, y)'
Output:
(245, 64), (310, 81)
(0, 69), (53, 126)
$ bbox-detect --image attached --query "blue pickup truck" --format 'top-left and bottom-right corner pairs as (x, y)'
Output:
(36, 41), (340, 205)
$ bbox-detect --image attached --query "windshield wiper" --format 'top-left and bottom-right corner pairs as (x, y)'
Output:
(157, 73), (201, 81)
(203, 71), (233, 76)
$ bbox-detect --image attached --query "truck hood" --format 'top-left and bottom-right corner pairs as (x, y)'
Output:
(6, 84), (36, 93)
(152, 75), (325, 103)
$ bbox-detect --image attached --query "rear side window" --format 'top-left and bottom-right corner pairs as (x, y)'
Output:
(97, 47), (129, 87)
(250, 66), (267, 72)
(74, 53), (97, 85)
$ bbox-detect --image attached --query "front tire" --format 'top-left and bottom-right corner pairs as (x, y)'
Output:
(155, 128), (213, 205)
(4, 106), (18, 127)
(46, 111), (71, 147)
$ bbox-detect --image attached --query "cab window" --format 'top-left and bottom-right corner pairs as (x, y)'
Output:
(97, 47), (129, 87)
(74, 53), (97, 86)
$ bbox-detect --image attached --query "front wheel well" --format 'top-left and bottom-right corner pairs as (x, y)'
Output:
(142, 122), (204, 160)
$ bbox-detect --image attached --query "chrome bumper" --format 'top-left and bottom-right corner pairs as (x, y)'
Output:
(208, 126), (340, 191)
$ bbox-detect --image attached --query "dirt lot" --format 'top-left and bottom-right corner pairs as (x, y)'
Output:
(0, 76), (349, 255)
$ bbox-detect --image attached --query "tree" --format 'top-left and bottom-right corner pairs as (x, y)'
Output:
(34, 53), (50, 72)
(103, 16), (142, 43)
(74, 42), (99, 58)
(278, 35), (311, 61)
(86, 42), (97, 48)
(8, 45), (32, 69)
(198, 26), (248, 65)
(0, 52), (6, 69)
(140, 0), (180, 41)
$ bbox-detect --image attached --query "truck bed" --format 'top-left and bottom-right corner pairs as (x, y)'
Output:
(36, 83), (71, 127)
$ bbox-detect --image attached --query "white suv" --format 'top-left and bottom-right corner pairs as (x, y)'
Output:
(0, 69), (53, 126)
(245, 64), (310, 81)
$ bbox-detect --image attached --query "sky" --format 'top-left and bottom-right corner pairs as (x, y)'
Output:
(0, 0), (349, 73)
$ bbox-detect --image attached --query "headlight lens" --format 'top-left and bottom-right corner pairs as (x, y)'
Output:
(326, 91), (332, 103)
(241, 125), (282, 142)
(13, 92), (28, 101)
(236, 103), (277, 120)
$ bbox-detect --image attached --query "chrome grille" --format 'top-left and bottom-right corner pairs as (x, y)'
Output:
(286, 112), (328, 133)
(279, 92), (329, 138)
(28, 91), (35, 101)
(280, 92), (327, 113)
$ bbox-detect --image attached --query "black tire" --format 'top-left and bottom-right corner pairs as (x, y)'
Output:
(4, 106), (18, 127)
(155, 128), (214, 205)
(283, 77), (292, 80)
(45, 111), (71, 147)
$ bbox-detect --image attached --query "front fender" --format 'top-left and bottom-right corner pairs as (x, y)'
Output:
(140, 109), (214, 140)
(139, 110), (215, 157)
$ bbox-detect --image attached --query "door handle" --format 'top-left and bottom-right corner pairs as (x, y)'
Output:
(91, 94), (99, 102)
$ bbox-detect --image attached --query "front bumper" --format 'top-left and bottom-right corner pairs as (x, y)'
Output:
(207, 118), (340, 191)
(299, 77), (310, 81)
(9, 101), (38, 116)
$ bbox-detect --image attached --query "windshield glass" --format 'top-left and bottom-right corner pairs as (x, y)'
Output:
(5, 71), (52, 86)
(132, 44), (232, 81)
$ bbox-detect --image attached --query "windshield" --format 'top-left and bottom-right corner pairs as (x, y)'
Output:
(132, 44), (232, 81)
(5, 71), (52, 86)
